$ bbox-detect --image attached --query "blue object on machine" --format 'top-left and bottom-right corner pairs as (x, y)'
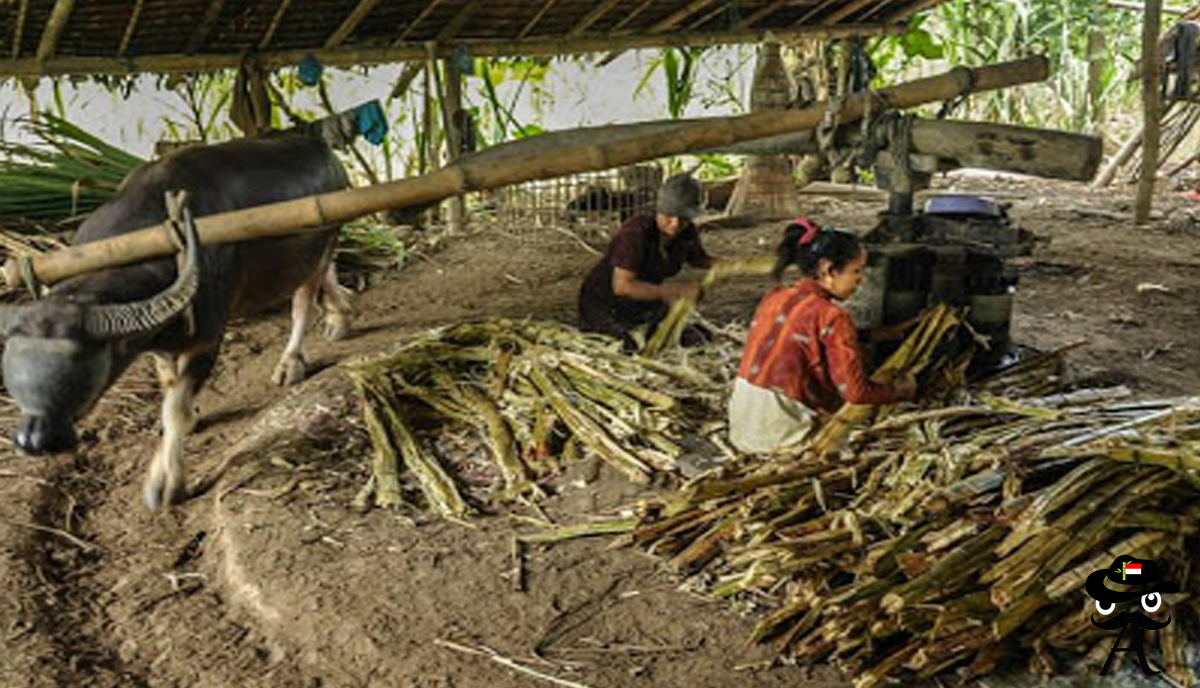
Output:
(924, 194), (1001, 217)
(355, 100), (388, 145)
(298, 54), (323, 86)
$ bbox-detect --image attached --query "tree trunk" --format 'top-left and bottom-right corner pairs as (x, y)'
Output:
(726, 41), (803, 219)
(1135, 0), (1163, 224)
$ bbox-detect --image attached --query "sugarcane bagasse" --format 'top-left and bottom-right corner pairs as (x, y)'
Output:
(577, 173), (715, 351)
(729, 220), (917, 454)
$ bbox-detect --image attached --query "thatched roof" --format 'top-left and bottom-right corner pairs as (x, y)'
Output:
(0, 0), (946, 78)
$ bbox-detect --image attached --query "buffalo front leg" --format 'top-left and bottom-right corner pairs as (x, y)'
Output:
(271, 266), (323, 386)
(145, 351), (216, 509)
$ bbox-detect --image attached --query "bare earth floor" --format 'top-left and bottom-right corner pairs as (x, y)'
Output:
(0, 175), (1198, 688)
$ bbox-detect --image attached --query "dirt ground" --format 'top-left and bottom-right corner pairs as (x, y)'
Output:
(0, 174), (1198, 688)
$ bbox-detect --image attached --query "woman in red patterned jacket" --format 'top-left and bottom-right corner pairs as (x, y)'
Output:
(728, 219), (916, 454)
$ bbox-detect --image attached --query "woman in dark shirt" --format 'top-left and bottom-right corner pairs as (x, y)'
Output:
(578, 173), (713, 350)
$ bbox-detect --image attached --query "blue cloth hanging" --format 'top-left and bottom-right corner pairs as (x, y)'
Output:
(355, 100), (388, 146)
(298, 54), (323, 87)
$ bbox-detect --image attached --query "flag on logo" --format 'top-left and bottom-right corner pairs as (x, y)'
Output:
(1126, 563), (1142, 575)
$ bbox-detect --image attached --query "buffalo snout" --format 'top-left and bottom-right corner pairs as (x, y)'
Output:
(13, 415), (77, 455)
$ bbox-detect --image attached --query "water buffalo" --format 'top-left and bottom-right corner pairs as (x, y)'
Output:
(0, 133), (352, 508)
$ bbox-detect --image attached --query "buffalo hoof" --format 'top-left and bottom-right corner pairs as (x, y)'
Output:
(143, 470), (187, 510)
(323, 312), (349, 341)
(272, 353), (307, 386)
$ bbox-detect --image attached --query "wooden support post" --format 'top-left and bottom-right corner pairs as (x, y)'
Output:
(1135, 0), (1163, 224)
(442, 54), (466, 234)
(325, 0), (382, 49)
(117, 0), (147, 58)
(35, 0), (75, 62)
(258, 0), (295, 50)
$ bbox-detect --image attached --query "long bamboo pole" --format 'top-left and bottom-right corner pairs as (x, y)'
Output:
(1, 56), (1049, 290)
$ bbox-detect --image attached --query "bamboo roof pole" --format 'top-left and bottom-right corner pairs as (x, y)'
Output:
(1135, 0), (1163, 224)
(35, 0), (75, 62)
(734, 0), (794, 29)
(442, 53), (467, 234)
(650, 0), (720, 32)
(610, 0), (658, 34)
(518, 0), (560, 39)
(258, 0), (295, 50)
(325, 0), (383, 48)
(392, 0), (447, 46)
(185, 0), (228, 54)
(822, 0), (879, 25)
(1, 56), (1050, 290)
(567, 0), (624, 36)
(886, 0), (943, 22)
(11, 0), (29, 59)
(0, 25), (903, 77)
(116, 0), (147, 58)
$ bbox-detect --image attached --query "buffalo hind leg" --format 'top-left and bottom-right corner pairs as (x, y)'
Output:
(272, 263), (323, 386)
(145, 350), (216, 509)
(319, 261), (351, 341)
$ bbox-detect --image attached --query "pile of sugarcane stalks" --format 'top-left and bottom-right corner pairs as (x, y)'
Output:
(348, 319), (725, 516)
(612, 351), (1200, 686)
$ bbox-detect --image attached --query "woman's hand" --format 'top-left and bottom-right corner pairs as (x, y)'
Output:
(664, 282), (703, 303)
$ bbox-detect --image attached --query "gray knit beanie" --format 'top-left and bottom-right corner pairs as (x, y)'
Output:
(656, 173), (704, 220)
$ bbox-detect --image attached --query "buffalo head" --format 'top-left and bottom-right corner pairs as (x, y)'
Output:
(0, 212), (201, 455)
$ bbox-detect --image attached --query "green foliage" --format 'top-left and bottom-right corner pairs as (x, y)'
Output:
(870, 0), (1143, 134)
(0, 113), (145, 226)
(636, 47), (707, 119)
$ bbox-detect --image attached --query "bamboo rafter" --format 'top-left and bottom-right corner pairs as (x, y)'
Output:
(11, 0), (29, 59)
(735, 0), (796, 29)
(650, 0), (721, 32)
(517, 0), (560, 39)
(795, 0), (842, 24)
(689, 3), (730, 30)
(116, 0), (147, 58)
(392, 0), (447, 46)
(35, 0), (76, 62)
(436, 0), (485, 41)
(823, 0), (878, 24)
(324, 0), (383, 49)
(886, 0), (943, 21)
(258, 0), (295, 50)
(611, 0), (659, 34)
(566, 0), (625, 37)
(185, 0), (228, 54)
(859, 0), (904, 21)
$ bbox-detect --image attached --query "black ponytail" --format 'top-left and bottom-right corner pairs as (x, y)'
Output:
(772, 220), (863, 282)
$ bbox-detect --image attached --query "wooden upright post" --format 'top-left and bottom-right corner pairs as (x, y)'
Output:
(1135, 0), (1163, 224)
(441, 55), (466, 234)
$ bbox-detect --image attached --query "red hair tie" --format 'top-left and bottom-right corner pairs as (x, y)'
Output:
(794, 217), (821, 246)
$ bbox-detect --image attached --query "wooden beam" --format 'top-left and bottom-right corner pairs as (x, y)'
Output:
(185, 0), (228, 54)
(567, 0), (624, 37)
(11, 0), (29, 59)
(1135, 0), (1163, 224)
(436, 0), (484, 40)
(35, 0), (76, 62)
(258, 0), (295, 50)
(650, 0), (719, 32)
(325, 0), (382, 49)
(116, 0), (147, 58)
(611, 0), (658, 34)
(518, 0), (560, 39)
(394, 0), (447, 45)
(734, 0), (795, 29)
(0, 24), (905, 77)
(823, 0), (878, 24)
